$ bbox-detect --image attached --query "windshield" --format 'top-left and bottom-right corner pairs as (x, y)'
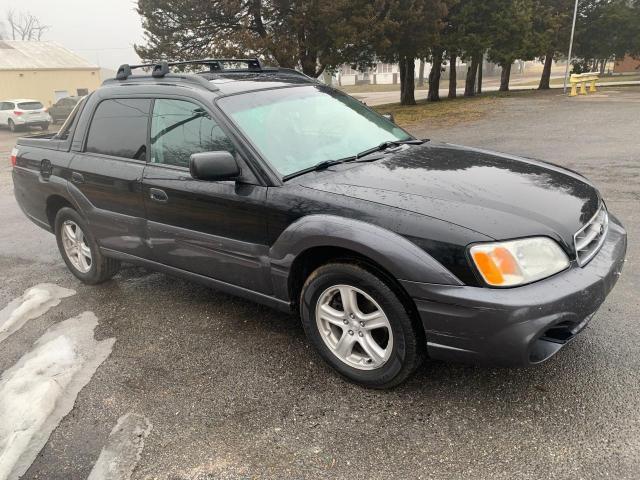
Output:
(18, 102), (44, 110)
(218, 86), (411, 177)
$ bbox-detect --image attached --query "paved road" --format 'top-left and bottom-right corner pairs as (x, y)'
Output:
(354, 80), (640, 106)
(0, 89), (639, 479)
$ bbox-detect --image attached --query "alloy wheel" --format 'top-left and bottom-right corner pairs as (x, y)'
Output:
(61, 220), (92, 273)
(315, 285), (393, 370)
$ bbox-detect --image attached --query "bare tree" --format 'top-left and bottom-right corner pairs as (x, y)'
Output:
(6, 10), (49, 41)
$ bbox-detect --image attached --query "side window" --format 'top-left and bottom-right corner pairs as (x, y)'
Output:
(150, 98), (234, 168)
(85, 98), (151, 160)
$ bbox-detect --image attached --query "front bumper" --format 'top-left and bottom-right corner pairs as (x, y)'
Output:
(401, 214), (627, 367)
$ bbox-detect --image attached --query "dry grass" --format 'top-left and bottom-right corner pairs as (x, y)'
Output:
(372, 94), (502, 128)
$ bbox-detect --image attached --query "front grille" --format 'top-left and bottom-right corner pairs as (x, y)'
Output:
(574, 204), (608, 266)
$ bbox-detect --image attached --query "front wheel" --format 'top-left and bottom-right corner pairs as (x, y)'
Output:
(300, 262), (423, 389)
(54, 207), (121, 284)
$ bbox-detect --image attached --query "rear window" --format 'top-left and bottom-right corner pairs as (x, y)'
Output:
(17, 102), (44, 110)
(85, 98), (150, 160)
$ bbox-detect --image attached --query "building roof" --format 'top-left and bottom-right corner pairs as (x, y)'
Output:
(0, 40), (98, 71)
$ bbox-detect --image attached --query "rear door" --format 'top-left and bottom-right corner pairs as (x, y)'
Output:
(142, 97), (272, 293)
(67, 97), (151, 258)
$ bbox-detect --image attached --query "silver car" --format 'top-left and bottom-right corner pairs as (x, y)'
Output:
(0, 99), (52, 132)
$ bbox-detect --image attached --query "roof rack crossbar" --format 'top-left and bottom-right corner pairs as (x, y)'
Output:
(115, 58), (262, 80)
(103, 72), (220, 92)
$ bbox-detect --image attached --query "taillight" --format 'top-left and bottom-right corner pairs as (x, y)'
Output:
(10, 148), (18, 167)
(13, 111), (23, 116)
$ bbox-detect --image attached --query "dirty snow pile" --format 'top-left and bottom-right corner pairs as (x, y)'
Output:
(0, 312), (114, 480)
(87, 413), (152, 480)
(0, 284), (76, 344)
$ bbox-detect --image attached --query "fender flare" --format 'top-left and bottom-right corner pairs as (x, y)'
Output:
(269, 215), (463, 301)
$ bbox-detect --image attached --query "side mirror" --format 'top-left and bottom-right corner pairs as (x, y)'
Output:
(189, 151), (240, 181)
(381, 113), (395, 124)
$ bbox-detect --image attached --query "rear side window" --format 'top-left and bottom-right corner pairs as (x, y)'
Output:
(17, 102), (43, 110)
(86, 98), (151, 160)
(150, 99), (234, 168)
(1, 102), (15, 110)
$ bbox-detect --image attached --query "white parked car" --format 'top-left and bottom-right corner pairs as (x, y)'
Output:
(0, 99), (52, 132)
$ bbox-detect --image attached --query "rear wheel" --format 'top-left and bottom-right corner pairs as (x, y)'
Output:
(41, 123), (50, 131)
(54, 207), (120, 284)
(8, 119), (16, 132)
(300, 262), (423, 389)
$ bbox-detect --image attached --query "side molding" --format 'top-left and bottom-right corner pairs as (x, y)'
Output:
(269, 215), (463, 301)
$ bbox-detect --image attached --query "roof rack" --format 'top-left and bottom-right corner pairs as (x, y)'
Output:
(115, 58), (263, 81)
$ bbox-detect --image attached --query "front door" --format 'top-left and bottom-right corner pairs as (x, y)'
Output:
(68, 97), (150, 258)
(142, 98), (271, 293)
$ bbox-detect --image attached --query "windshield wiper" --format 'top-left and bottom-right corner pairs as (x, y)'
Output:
(353, 139), (426, 161)
(282, 155), (357, 181)
(311, 157), (356, 171)
(282, 139), (427, 181)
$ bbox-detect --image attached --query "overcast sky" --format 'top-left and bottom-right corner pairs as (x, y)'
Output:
(0, 0), (144, 70)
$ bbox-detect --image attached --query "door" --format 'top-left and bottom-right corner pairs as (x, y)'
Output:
(143, 98), (271, 293)
(54, 90), (69, 101)
(68, 97), (150, 258)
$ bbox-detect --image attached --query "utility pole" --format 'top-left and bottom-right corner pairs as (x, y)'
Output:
(563, 0), (580, 94)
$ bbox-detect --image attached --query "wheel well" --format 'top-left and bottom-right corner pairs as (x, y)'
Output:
(46, 195), (74, 229)
(288, 246), (421, 328)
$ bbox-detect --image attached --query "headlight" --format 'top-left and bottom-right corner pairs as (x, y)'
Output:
(470, 237), (569, 287)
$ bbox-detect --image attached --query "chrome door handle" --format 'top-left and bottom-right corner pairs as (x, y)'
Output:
(71, 171), (84, 184)
(149, 188), (168, 203)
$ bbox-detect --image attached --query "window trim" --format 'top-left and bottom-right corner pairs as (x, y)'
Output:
(82, 97), (151, 163)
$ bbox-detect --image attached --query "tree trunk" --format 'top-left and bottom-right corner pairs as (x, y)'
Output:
(476, 56), (483, 94)
(427, 48), (443, 102)
(399, 57), (416, 105)
(538, 52), (553, 89)
(448, 53), (457, 98)
(464, 54), (479, 97)
(417, 59), (425, 87)
(599, 58), (606, 75)
(499, 62), (512, 91)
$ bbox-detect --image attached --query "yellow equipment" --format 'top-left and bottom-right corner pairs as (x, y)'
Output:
(569, 73), (599, 96)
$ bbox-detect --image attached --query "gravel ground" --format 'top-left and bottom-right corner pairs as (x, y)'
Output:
(0, 87), (638, 480)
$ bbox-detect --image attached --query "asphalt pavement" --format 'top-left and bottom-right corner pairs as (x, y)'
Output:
(0, 88), (638, 480)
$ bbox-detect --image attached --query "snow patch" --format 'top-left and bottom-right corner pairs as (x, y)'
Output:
(0, 284), (76, 344)
(87, 413), (152, 480)
(0, 311), (114, 480)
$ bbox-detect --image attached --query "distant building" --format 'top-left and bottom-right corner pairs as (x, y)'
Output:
(614, 55), (640, 73)
(0, 40), (101, 106)
(336, 61), (419, 86)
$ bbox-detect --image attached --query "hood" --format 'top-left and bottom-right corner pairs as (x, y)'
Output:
(300, 143), (601, 252)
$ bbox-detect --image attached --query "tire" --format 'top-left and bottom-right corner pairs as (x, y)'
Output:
(8, 119), (16, 132)
(41, 123), (50, 131)
(300, 262), (423, 389)
(54, 207), (120, 284)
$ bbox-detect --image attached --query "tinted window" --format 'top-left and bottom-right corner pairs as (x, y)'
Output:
(18, 102), (44, 110)
(86, 98), (150, 160)
(150, 99), (233, 168)
(1, 102), (14, 110)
